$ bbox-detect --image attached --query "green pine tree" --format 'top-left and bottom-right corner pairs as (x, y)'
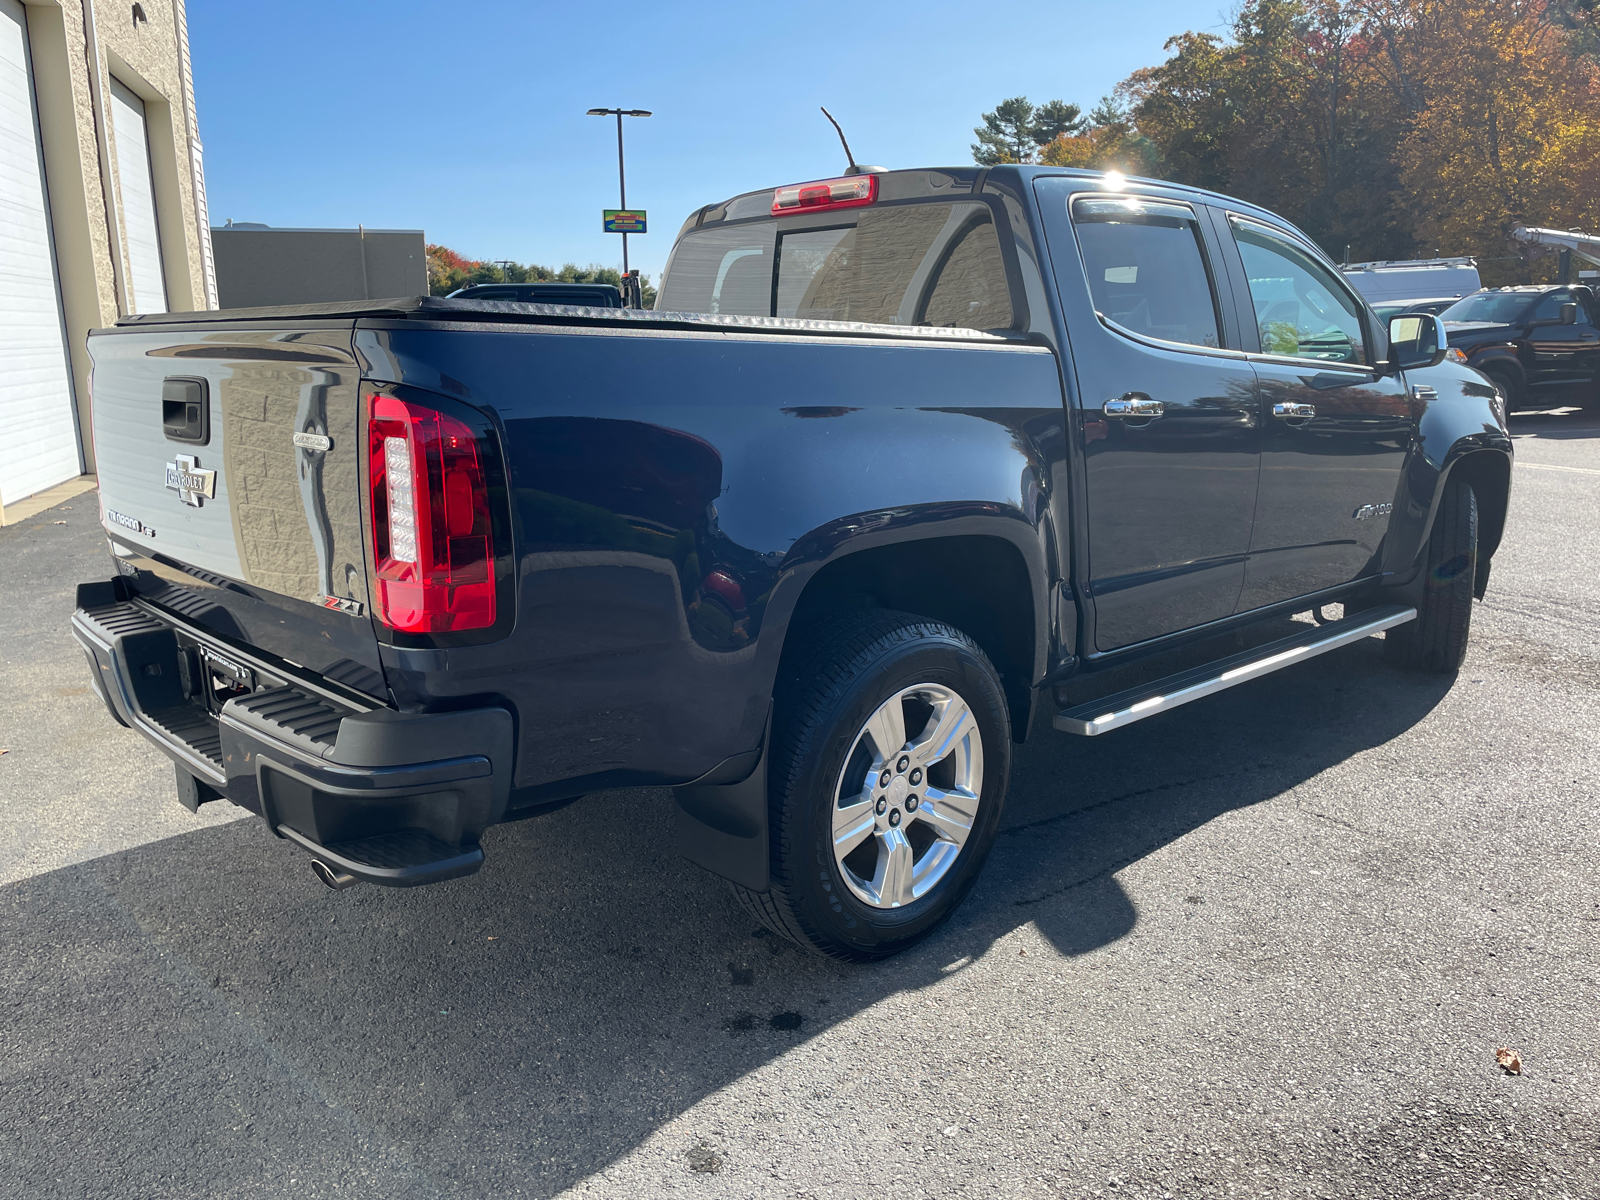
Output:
(972, 97), (1038, 165)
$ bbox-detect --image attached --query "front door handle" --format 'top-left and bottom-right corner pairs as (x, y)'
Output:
(1272, 402), (1315, 421)
(1104, 395), (1165, 419)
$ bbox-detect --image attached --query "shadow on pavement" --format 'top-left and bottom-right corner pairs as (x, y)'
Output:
(0, 635), (1453, 1198)
(1506, 404), (1598, 439)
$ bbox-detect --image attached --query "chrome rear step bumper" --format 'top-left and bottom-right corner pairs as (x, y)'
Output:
(1054, 605), (1417, 736)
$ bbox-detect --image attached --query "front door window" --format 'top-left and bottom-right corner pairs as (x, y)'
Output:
(1234, 222), (1366, 365)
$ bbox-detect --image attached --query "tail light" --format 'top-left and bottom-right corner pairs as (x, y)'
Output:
(771, 173), (877, 217)
(366, 391), (496, 633)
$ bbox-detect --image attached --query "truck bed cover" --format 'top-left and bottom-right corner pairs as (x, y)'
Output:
(113, 295), (1019, 343)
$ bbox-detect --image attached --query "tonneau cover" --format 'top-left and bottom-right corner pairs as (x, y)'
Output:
(113, 295), (1019, 343)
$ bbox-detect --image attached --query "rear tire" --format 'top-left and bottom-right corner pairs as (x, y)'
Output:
(1384, 477), (1478, 673)
(733, 610), (1011, 961)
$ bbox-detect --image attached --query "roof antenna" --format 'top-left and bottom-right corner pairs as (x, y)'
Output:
(821, 106), (861, 174)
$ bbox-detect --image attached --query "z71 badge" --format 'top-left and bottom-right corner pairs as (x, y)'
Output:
(320, 594), (365, 617)
(164, 454), (217, 507)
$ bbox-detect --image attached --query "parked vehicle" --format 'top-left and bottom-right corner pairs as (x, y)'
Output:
(1370, 297), (1460, 321)
(447, 282), (623, 307)
(1441, 285), (1600, 409)
(74, 166), (1511, 960)
(1342, 257), (1480, 306)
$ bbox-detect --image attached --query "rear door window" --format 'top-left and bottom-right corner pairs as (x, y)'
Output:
(658, 201), (1014, 330)
(1069, 196), (1221, 349)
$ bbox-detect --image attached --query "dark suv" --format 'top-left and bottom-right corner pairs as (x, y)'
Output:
(1441, 284), (1600, 409)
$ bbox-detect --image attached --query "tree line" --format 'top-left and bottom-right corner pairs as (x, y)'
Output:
(427, 244), (656, 305)
(973, 0), (1600, 283)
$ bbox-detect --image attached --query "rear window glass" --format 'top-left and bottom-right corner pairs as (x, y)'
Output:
(657, 201), (1014, 330)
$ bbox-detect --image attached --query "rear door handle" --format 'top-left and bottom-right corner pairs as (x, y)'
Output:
(1104, 395), (1165, 419)
(1273, 402), (1315, 420)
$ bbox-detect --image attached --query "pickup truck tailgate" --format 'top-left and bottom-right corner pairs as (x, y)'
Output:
(87, 324), (386, 698)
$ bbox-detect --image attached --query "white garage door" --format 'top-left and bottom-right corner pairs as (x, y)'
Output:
(0, 0), (80, 505)
(109, 78), (166, 314)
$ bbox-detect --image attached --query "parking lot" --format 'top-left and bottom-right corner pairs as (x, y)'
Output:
(1, 406), (1596, 1200)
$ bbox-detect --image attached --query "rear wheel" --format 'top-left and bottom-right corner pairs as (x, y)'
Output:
(1384, 476), (1478, 673)
(734, 610), (1011, 961)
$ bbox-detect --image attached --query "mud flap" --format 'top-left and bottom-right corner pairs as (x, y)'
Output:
(672, 713), (771, 893)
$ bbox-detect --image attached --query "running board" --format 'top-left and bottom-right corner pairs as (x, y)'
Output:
(1054, 605), (1417, 736)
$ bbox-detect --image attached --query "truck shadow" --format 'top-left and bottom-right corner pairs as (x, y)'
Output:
(1, 634), (1451, 1198)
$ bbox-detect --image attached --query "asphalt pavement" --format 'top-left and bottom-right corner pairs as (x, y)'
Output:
(1, 406), (1596, 1200)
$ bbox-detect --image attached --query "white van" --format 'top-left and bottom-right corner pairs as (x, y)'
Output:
(1340, 258), (1481, 306)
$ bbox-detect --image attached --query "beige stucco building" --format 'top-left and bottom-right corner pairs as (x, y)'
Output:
(0, 0), (214, 517)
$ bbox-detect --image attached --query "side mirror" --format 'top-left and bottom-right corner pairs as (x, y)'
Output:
(1561, 301), (1578, 325)
(1388, 312), (1449, 371)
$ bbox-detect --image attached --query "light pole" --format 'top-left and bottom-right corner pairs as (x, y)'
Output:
(586, 107), (651, 279)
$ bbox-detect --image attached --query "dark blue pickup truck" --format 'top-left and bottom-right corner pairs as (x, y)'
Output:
(75, 166), (1511, 960)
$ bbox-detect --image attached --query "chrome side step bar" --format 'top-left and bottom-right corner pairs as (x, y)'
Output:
(1054, 605), (1417, 736)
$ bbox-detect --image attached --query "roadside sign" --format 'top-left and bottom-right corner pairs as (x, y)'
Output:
(604, 210), (647, 234)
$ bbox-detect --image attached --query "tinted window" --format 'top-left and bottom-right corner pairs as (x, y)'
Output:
(657, 226), (775, 316)
(775, 227), (854, 318)
(1070, 197), (1220, 349)
(657, 202), (1013, 329)
(1440, 292), (1535, 324)
(1234, 221), (1367, 364)
(1529, 290), (1574, 322)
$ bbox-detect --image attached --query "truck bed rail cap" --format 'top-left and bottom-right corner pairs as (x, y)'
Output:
(113, 296), (1021, 342)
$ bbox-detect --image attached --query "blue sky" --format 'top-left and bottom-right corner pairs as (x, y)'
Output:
(189, 1), (1229, 283)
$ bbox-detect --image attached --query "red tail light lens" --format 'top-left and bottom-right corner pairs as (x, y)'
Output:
(366, 391), (496, 632)
(771, 173), (878, 217)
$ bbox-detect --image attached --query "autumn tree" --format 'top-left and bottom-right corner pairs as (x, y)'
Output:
(1390, 0), (1600, 280)
(1039, 96), (1160, 174)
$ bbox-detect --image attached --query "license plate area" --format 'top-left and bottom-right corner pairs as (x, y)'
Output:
(180, 642), (262, 715)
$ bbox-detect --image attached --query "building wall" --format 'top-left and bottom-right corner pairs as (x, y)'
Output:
(11, 0), (212, 497)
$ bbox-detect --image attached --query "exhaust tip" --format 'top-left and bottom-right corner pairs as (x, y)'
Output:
(310, 859), (360, 891)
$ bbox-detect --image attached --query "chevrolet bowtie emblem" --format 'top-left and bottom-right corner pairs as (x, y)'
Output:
(165, 453), (217, 507)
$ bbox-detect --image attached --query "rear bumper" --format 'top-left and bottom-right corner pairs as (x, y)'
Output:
(71, 580), (514, 886)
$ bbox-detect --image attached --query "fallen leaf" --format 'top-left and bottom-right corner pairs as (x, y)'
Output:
(1495, 1046), (1522, 1075)
(487, 936), (497, 941)
(0, 749), (9, 755)
(52, 520), (67, 525)
(1018, 948), (1028, 956)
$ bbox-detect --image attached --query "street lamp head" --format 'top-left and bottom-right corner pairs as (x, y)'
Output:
(586, 108), (611, 116)
(587, 108), (652, 117)
(623, 109), (652, 117)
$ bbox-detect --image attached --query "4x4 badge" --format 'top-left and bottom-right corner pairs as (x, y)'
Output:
(164, 453), (217, 507)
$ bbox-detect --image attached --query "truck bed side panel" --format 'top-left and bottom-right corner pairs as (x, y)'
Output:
(356, 323), (1065, 796)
